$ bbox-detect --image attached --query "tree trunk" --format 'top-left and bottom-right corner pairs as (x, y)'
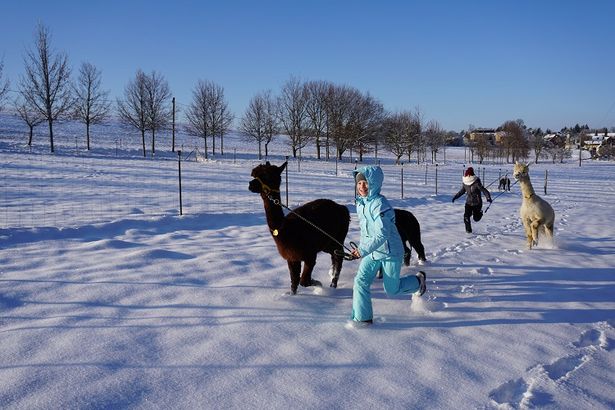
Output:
(141, 130), (146, 157)
(86, 121), (91, 151)
(48, 120), (55, 153)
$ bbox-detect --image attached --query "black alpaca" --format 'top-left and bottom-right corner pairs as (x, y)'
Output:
(249, 161), (350, 294)
(499, 176), (511, 191)
(376, 209), (426, 279)
(395, 209), (427, 265)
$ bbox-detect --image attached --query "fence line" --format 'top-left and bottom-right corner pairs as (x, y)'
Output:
(1, 151), (536, 230)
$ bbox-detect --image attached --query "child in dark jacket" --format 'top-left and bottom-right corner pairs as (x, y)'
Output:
(452, 167), (492, 233)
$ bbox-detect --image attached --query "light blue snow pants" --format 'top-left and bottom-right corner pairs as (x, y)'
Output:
(351, 256), (420, 322)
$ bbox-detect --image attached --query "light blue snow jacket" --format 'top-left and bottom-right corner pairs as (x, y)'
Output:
(353, 166), (404, 260)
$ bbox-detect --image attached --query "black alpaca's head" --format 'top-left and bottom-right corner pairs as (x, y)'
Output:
(249, 161), (287, 194)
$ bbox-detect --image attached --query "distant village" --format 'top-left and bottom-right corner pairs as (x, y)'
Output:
(465, 125), (615, 162)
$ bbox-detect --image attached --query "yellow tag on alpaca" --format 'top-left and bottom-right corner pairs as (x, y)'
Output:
(272, 229), (279, 236)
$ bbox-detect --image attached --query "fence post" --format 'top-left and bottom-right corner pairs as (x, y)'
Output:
(401, 162), (404, 199)
(172, 97), (176, 152)
(285, 155), (289, 207)
(335, 156), (338, 176)
(178, 150), (183, 216)
(544, 169), (548, 195)
(435, 164), (439, 195)
(354, 159), (358, 200)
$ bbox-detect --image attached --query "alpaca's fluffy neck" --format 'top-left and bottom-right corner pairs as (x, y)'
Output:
(518, 175), (536, 199)
(261, 191), (285, 231)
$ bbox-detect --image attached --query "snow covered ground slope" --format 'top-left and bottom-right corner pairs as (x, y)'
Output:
(1, 120), (614, 409)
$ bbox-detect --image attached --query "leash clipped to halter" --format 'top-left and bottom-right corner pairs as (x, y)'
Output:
(484, 178), (519, 214)
(335, 241), (360, 261)
(266, 193), (360, 260)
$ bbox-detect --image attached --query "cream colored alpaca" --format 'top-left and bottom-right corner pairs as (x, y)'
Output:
(513, 162), (555, 249)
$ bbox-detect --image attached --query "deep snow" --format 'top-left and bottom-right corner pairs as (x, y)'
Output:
(1, 118), (614, 409)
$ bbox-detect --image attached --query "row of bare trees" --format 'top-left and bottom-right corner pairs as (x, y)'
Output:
(238, 77), (448, 163)
(6, 24), (112, 153)
(5, 24), (234, 157)
(1, 23), (459, 164)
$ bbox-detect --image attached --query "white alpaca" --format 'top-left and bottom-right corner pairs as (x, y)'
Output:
(513, 162), (555, 249)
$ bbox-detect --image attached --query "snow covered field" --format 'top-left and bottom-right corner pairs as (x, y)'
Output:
(1, 119), (614, 409)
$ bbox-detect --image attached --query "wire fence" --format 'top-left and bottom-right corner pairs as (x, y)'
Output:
(1, 148), (525, 230)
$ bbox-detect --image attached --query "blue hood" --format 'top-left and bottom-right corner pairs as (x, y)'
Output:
(353, 166), (383, 201)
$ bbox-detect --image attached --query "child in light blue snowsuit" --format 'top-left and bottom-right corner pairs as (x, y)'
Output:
(350, 166), (426, 324)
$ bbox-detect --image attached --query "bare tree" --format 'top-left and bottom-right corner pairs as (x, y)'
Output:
(0, 58), (9, 113)
(473, 133), (490, 164)
(209, 85), (233, 156)
(383, 112), (411, 164)
(530, 129), (546, 164)
(304, 80), (328, 159)
(19, 23), (73, 152)
(405, 108), (422, 163)
(501, 120), (529, 163)
(185, 80), (211, 159)
(278, 76), (309, 158)
(14, 97), (45, 146)
(262, 91), (279, 159)
(351, 92), (385, 162)
(185, 80), (232, 158)
(424, 120), (445, 163)
(73, 62), (110, 150)
(144, 71), (171, 154)
(240, 90), (278, 160)
(117, 69), (148, 157)
(326, 84), (362, 160)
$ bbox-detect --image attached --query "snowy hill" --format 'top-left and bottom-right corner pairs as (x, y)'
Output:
(1, 115), (614, 409)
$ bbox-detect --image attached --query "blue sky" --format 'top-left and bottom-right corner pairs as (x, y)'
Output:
(1, 0), (614, 132)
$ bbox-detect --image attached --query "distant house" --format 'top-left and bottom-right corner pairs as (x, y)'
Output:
(467, 128), (495, 144)
(467, 128), (507, 145)
(583, 133), (615, 157)
(596, 136), (615, 158)
(543, 133), (566, 148)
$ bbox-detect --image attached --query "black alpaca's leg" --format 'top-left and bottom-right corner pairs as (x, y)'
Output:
(329, 251), (343, 288)
(410, 236), (426, 262)
(299, 254), (321, 288)
(403, 242), (411, 266)
(288, 260), (301, 294)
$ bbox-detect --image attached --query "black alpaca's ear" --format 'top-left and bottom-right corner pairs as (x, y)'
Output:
(279, 161), (287, 173)
(266, 161), (271, 166)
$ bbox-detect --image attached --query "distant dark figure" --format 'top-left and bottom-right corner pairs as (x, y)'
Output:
(452, 167), (492, 234)
(499, 176), (511, 191)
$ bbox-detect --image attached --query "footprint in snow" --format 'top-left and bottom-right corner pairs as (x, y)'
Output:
(488, 378), (530, 408)
(542, 354), (589, 382)
(488, 323), (611, 407)
(573, 327), (610, 350)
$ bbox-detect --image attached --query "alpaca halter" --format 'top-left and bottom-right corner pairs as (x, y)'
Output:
(253, 176), (280, 194)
